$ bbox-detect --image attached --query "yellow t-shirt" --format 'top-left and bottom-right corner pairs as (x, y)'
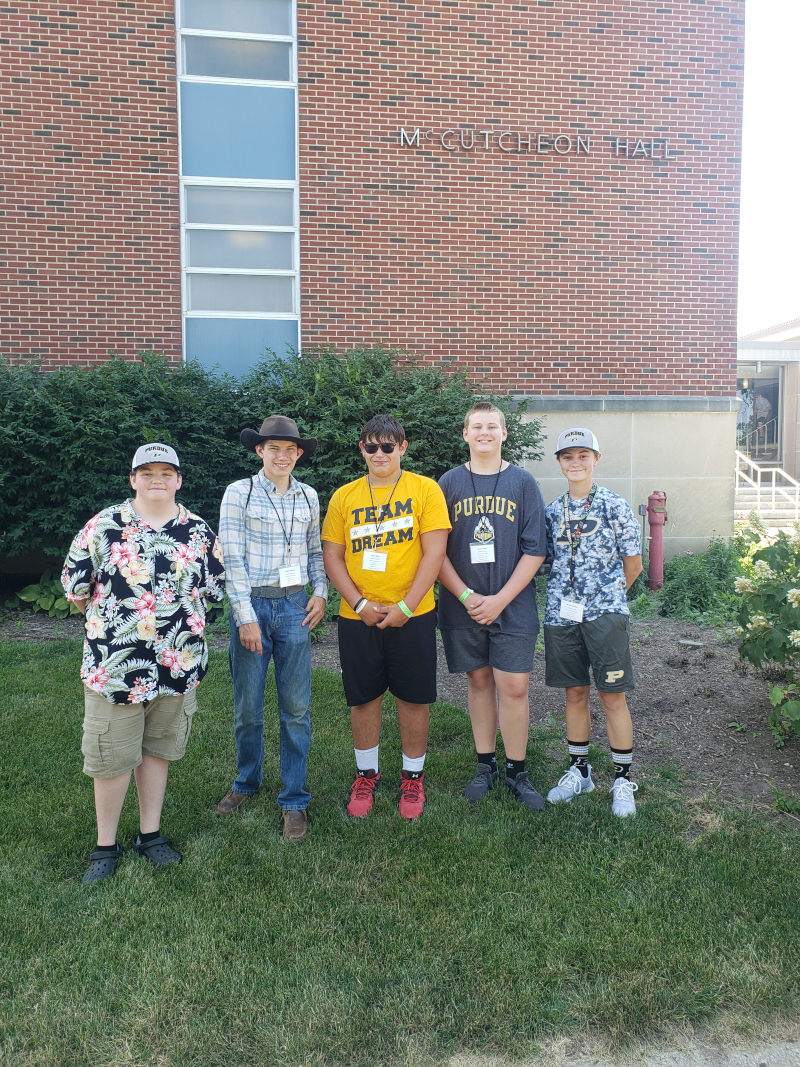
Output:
(322, 470), (451, 620)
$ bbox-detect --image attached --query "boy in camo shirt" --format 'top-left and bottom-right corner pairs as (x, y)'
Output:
(542, 429), (643, 817)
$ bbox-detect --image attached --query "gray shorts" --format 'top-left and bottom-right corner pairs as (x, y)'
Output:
(440, 625), (536, 675)
(544, 613), (634, 693)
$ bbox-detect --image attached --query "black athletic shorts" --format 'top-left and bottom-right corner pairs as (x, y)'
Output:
(337, 609), (438, 707)
(544, 613), (634, 693)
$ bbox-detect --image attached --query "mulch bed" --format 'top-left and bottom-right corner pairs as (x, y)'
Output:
(2, 611), (798, 823)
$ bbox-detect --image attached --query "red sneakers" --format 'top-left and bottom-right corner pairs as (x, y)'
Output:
(398, 771), (426, 820)
(347, 770), (380, 817)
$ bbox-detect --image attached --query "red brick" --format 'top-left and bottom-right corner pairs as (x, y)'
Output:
(298, 0), (743, 395)
(0, 1), (181, 367)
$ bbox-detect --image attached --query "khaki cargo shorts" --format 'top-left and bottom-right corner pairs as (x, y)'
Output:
(81, 686), (198, 779)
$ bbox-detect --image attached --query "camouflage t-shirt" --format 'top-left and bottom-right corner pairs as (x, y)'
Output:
(544, 486), (641, 625)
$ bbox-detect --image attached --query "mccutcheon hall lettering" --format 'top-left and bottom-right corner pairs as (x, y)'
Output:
(398, 128), (670, 159)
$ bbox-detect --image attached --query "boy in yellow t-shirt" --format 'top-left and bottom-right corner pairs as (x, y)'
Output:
(322, 415), (451, 820)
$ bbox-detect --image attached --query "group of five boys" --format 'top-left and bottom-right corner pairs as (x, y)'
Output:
(62, 406), (642, 883)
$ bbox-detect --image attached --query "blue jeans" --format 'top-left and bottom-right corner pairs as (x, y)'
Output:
(229, 590), (312, 809)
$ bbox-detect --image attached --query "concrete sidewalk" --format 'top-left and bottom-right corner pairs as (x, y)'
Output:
(452, 1037), (800, 1067)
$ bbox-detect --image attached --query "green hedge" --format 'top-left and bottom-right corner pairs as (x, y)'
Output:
(659, 537), (742, 621)
(0, 346), (544, 560)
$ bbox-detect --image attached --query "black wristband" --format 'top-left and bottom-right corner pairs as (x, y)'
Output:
(354, 597), (367, 614)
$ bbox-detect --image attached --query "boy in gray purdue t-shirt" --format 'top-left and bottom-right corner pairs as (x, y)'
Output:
(438, 402), (547, 810)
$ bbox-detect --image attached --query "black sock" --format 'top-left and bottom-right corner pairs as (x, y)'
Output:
(506, 758), (526, 779)
(137, 828), (161, 844)
(568, 739), (590, 778)
(477, 752), (498, 773)
(94, 842), (120, 855)
(611, 748), (633, 781)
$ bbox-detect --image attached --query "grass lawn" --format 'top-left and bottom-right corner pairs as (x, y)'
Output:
(1, 639), (799, 1067)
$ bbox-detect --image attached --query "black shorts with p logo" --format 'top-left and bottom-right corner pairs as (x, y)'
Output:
(544, 613), (634, 693)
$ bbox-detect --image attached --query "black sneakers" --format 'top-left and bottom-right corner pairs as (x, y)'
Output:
(464, 763), (499, 803)
(505, 771), (545, 811)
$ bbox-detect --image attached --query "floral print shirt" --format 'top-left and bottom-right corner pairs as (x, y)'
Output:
(62, 500), (225, 705)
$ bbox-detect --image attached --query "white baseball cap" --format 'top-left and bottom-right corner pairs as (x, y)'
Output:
(555, 428), (600, 454)
(131, 443), (181, 471)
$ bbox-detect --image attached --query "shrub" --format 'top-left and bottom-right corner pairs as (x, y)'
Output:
(235, 343), (544, 511)
(0, 353), (248, 561)
(0, 346), (544, 561)
(4, 570), (80, 618)
(736, 522), (800, 745)
(659, 537), (743, 621)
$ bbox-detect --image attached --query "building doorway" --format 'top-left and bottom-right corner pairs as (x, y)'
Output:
(737, 364), (783, 465)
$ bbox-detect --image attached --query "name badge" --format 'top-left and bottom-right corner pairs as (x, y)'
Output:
(362, 550), (388, 572)
(279, 564), (303, 586)
(559, 598), (585, 623)
(470, 543), (495, 564)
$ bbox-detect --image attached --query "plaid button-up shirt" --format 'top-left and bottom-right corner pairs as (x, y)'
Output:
(219, 471), (327, 627)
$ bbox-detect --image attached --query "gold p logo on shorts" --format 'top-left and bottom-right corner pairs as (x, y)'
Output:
(605, 670), (625, 684)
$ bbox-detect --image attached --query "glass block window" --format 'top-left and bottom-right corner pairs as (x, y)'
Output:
(185, 186), (293, 226)
(177, 0), (299, 375)
(182, 36), (292, 82)
(187, 230), (294, 270)
(181, 0), (292, 36)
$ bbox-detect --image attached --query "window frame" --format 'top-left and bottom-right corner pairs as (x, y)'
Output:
(175, 0), (301, 351)
(179, 29), (295, 87)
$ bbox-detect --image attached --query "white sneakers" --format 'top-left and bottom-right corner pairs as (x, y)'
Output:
(547, 764), (638, 817)
(546, 765), (595, 804)
(610, 777), (638, 818)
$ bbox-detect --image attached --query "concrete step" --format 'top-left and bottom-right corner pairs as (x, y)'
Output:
(734, 506), (799, 515)
(735, 490), (799, 499)
(735, 496), (799, 511)
(734, 511), (799, 524)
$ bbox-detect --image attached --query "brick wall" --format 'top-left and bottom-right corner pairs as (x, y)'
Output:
(0, 1), (181, 367)
(1, 2), (744, 389)
(298, 0), (744, 394)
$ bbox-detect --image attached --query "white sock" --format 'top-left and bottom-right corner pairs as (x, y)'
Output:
(354, 745), (379, 774)
(402, 752), (426, 774)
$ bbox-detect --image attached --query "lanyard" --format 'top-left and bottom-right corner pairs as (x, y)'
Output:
(562, 483), (597, 594)
(466, 461), (504, 519)
(262, 482), (297, 559)
(367, 472), (402, 537)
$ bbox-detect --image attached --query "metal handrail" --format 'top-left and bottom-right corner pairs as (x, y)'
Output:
(735, 450), (800, 520)
(736, 414), (781, 457)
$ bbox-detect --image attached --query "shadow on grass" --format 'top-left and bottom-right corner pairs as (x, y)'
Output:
(1, 641), (799, 1067)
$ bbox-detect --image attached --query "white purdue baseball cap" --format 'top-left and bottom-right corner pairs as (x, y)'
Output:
(131, 443), (181, 471)
(555, 428), (600, 455)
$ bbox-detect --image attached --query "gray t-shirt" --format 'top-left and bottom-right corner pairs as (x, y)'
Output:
(438, 463), (547, 635)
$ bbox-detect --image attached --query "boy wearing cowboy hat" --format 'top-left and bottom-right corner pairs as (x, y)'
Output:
(215, 415), (327, 841)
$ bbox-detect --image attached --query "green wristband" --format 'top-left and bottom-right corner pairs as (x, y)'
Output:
(398, 600), (414, 618)
(458, 588), (473, 604)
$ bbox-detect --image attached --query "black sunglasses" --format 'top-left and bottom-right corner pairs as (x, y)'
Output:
(362, 442), (398, 454)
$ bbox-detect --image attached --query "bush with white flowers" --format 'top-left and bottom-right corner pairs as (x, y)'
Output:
(737, 521), (800, 745)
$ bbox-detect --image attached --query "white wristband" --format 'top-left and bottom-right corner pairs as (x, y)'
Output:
(354, 597), (368, 614)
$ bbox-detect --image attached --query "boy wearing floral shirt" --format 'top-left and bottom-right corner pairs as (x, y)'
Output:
(62, 443), (225, 883)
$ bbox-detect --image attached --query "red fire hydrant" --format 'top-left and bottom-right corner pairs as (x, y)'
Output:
(646, 491), (668, 590)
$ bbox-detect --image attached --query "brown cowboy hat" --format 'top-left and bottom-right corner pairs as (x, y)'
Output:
(240, 415), (317, 463)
